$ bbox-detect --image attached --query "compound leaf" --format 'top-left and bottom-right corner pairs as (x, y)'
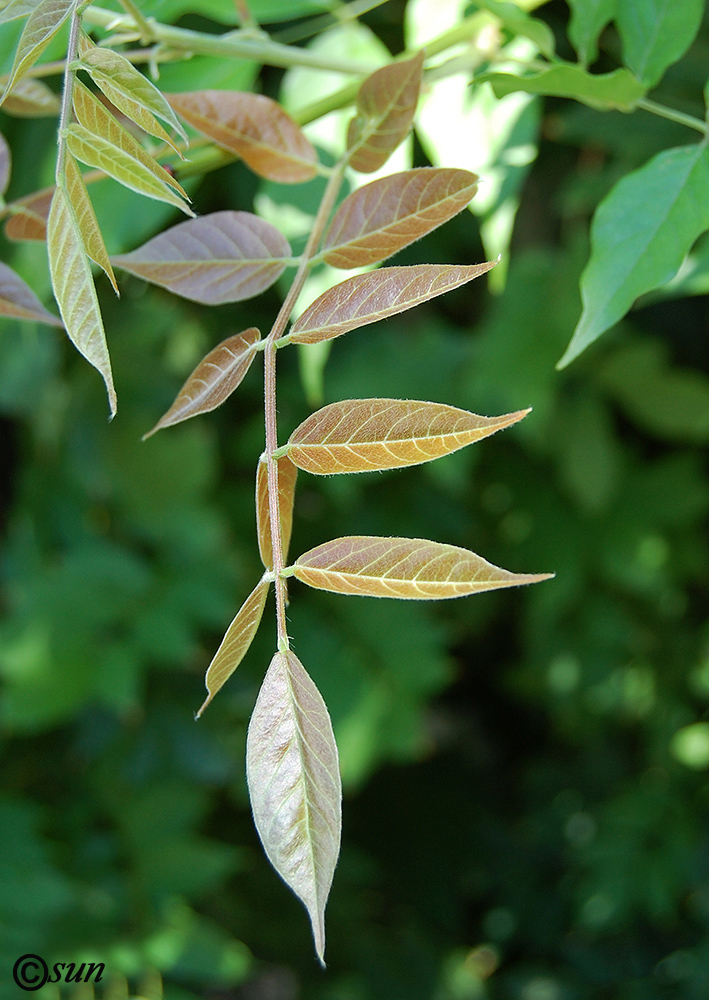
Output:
(256, 452), (298, 570)
(0, 0), (74, 106)
(0, 131), (10, 196)
(168, 90), (318, 183)
(559, 142), (709, 368)
(616, 0), (703, 88)
(144, 327), (261, 437)
(4, 185), (52, 240)
(0, 259), (62, 325)
(246, 649), (341, 966)
(486, 65), (645, 111)
(322, 168), (478, 268)
(196, 578), (270, 718)
(1, 76), (60, 116)
(113, 211), (291, 305)
(347, 50), (423, 173)
(65, 152), (117, 293)
(0, 0), (42, 24)
(288, 262), (496, 344)
(47, 184), (116, 416)
(287, 399), (530, 474)
(292, 536), (553, 599)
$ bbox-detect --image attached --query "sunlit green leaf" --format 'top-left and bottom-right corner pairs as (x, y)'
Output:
(486, 64), (645, 111)
(616, 0), (703, 88)
(0, 0), (74, 106)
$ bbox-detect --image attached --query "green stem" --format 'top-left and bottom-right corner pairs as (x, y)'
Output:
(636, 98), (707, 136)
(55, 3), (83, 182)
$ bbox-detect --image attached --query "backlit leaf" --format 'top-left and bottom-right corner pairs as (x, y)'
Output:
(1, 76), (60, 116)
(616, 0), (703, 88)
(0, 259), (62, 325)
(71, 81), (191, 211)
(322, 168), (478, 268)
(559, 142), (709, 368)
(47, 184), (116, 416)
(0, 132), (10, 196)
(347, 50), (423, 173)
(246, 649), (341, 966)
(486, 65), (645, 111)
(168, 90), (318, 183)
(0, 0), (74, 106)
(288, 262), (496, 343)
(256, 452), (298, 570)
(0, 0), (42, 24)
(4, 185), (52, 240)
(65, 152), (117, 293)
(143, 327), (261, 437)
(113, 211), (291, 305)
(196, 578), (269, 718)
(287, 399), (529, 474)
(292, 536), (553, 599)
(78, 41), (188, 154)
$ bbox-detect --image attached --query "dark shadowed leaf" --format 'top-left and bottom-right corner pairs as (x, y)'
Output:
(287, 399), (530, 474)
(113, 212), (291, 304)
(0, 0), (74, 105)
(4, 185), (52, 240)
(143, 327), (261, 437)
(47, 185), (116, 416)
(293, 536), (553, 598)
(168, 90), (318, 183)
(322, 168), (478, 268)
(288, 262), (496, 343)
(347, 50), (423, 173)
(0, 259), (62, 325)
(1, 76), (60, 116)
(256, 453), (298, 570)
(196, 578), (270, 718)
(246, 649), (341, 966)
(0, 132), (10, 195)
(65, 152), (117, 293)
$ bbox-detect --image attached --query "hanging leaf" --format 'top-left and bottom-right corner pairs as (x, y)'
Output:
(71, 81), (192, 211)
(168, 90), (318, 183)
(292, 536), (553, 599)
(0, 0), (74, 106)
(77, 41), (188, 154)
(256, 453), (298, 570)
(347, 50), (423, 173)
(286, 399), (530, 475)
(4, 185), (53, 240)
(47, 185), (116, 416)
(196, 578), (270, 718)
(143, 327), (261, 437)
(65, 152), (117, 293)
(322, 168), (478, 268)
(246, 649), (341, 966)
(0, 259), (62, 325)
(288, 262), (496, 344)
(0, 132), (10, 196)
(1, 76), (60, 116)
(113, 211), (292, 305)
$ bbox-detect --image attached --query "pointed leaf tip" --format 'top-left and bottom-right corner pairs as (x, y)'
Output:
(247, 650), (341, 964)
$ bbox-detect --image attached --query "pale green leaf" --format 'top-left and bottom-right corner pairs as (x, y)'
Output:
(0, 0), (41, 25)
(559, 142), (709, 368)
(246, 649), (341, 966)
(616, 0), (704, 88)
(1, 76), (60, 116)
(566, 0), (617, 65)
(65, 152), (118, 293)
(47, 185), (116, 416)
(0, 0), (74, 106)
(486, 65), (645, 111)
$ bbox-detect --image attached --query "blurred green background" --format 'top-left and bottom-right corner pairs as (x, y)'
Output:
(1, 1), (709, 998)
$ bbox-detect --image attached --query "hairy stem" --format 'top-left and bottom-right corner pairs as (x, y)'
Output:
(263, 162), (346, 651)
(55, 4), (83, 181)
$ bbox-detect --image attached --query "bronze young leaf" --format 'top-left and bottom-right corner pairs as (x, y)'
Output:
(322, 168), (479, 268)
(2, 76), (61, 116)
(256, 453), (298, 570)
(0, 259), (62, 325)
(292, 536), (554, 599)
(0, 131), (10, 196)
(286, 399), (530, 474)
(4, 185), (53, 241)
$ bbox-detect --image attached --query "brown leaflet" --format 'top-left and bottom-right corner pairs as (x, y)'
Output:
(288, 262), (496, 344)
(322, 168), (479, 269)
(65, 152), (118, 294)
(168, 90), (318, 184)
(0, 259), (62, 325)
(112, 211), (291, 305)
(0, 132), (10, 196)
(196, 577), (270, 718)
(246, 649), (341, 966)
(293, 536), (553, 599)
(4, 185), (53, 240)
(2, 77), (60, 116)
(347, 50), (423, 174)
(256, 452), (298, 570)
(0, 0), (74, 106)
(287, 399), (530, 474)
(143, 327), (261, 438)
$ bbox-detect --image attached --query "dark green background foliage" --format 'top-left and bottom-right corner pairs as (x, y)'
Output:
(1, 1), (709, 997)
